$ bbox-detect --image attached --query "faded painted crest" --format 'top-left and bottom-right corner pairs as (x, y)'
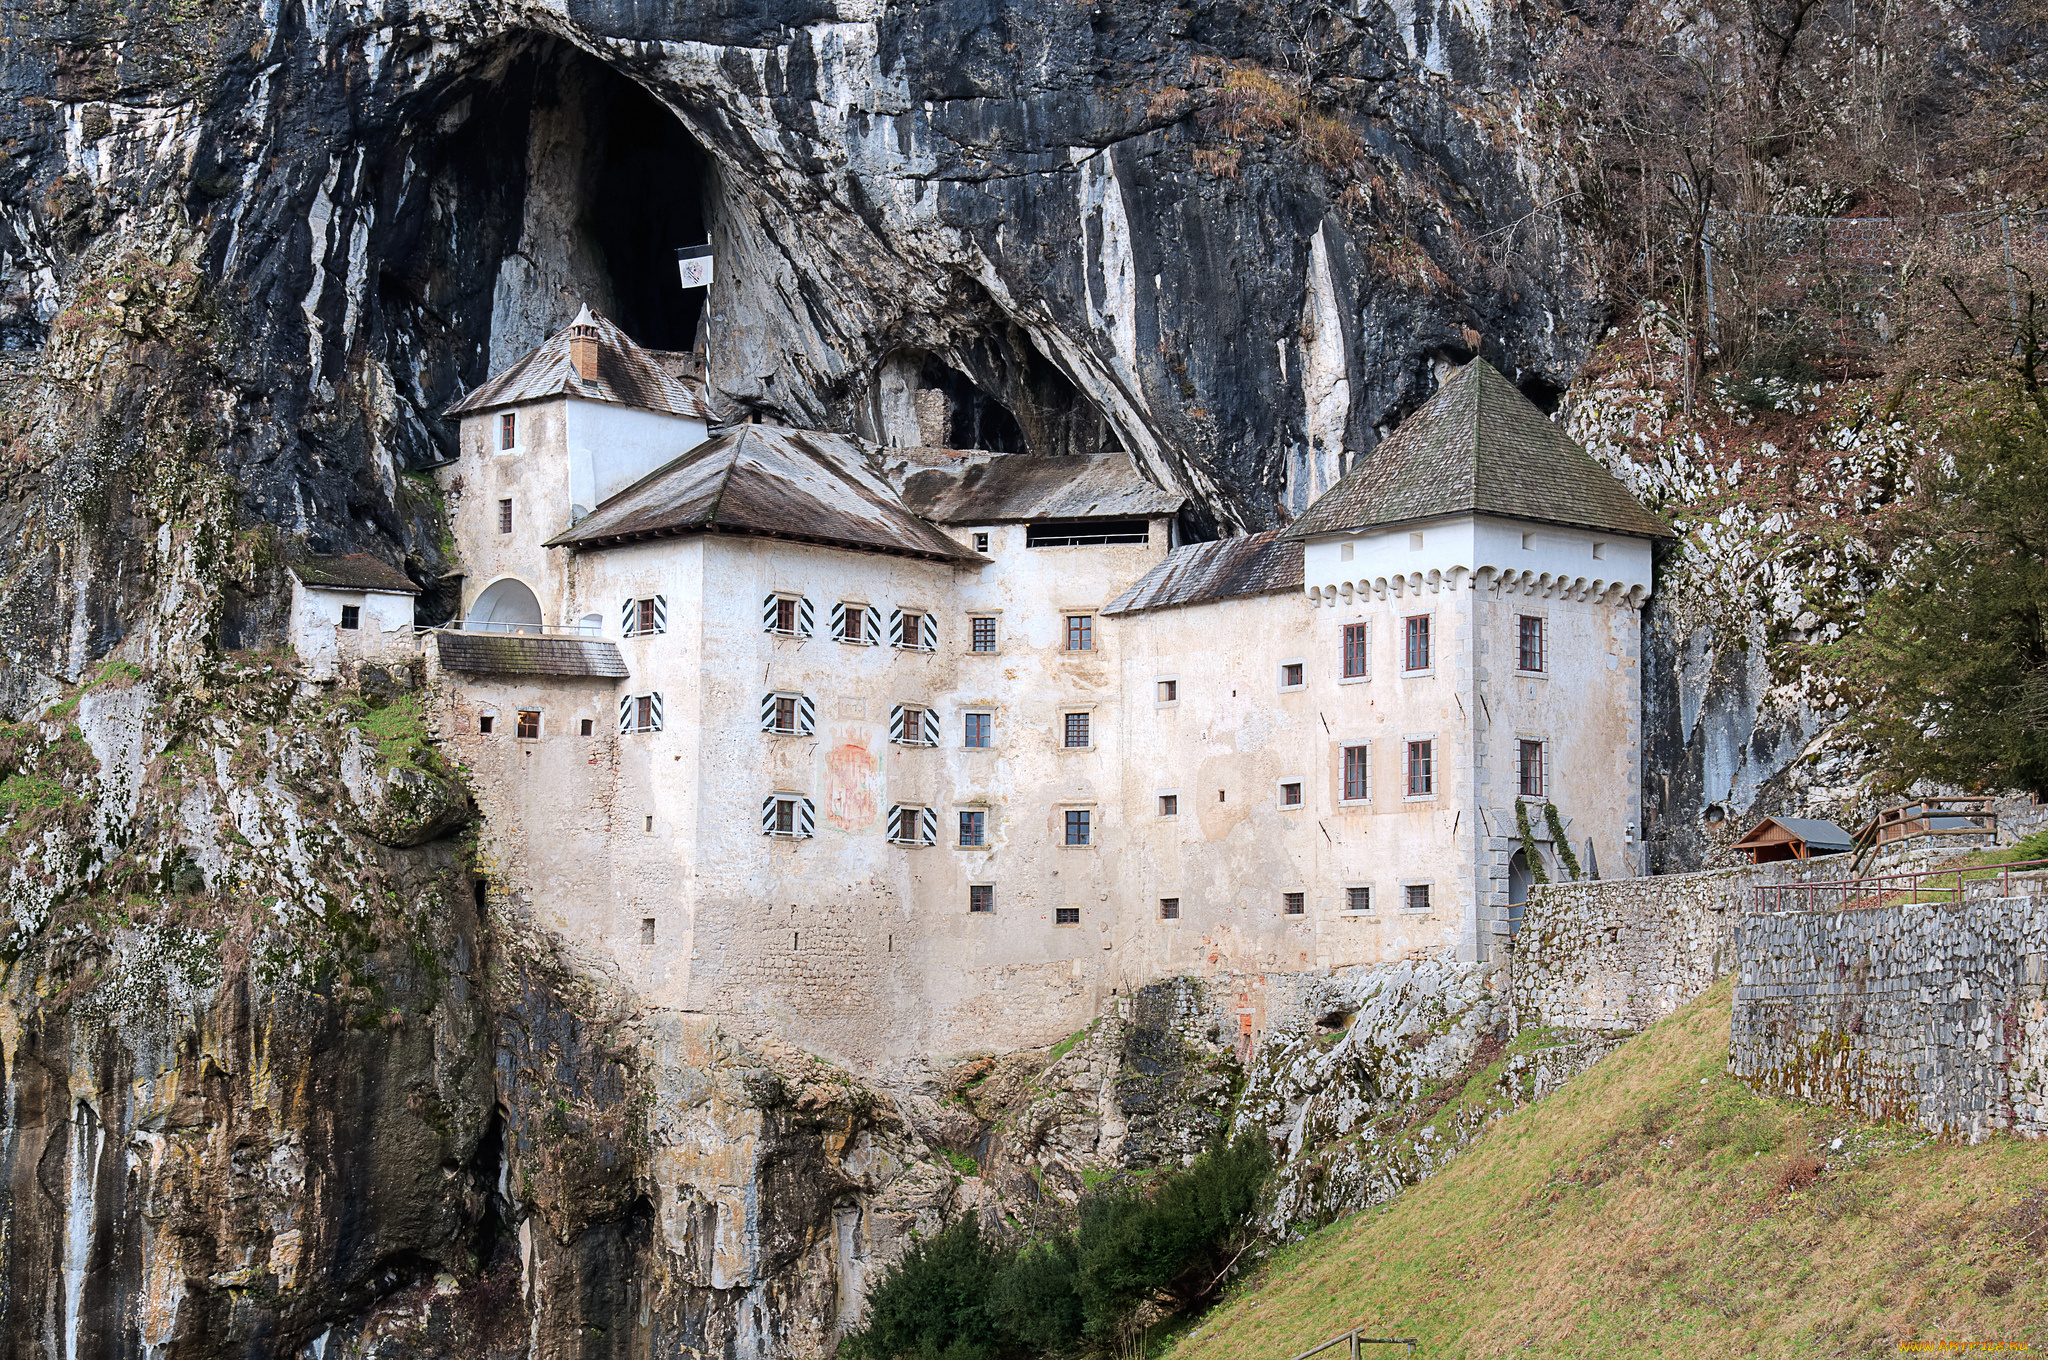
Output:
(822, 724), (880, 830)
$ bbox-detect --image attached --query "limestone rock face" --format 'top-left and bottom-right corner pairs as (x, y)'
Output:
(336, 723), (471, 847)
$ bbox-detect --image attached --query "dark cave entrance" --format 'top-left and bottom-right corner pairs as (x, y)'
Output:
(582, 66), (710, 352)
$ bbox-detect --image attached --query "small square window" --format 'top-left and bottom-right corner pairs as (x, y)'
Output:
(964, 712), (991, 748)
(479, 715), (494, 734)
(1280, 781), (1303, 807)
(891, 806), (925, 843)
(974, 532), (990, 553)
(842, 606), (866, 642)
(1158, 793), (1178, 817)
(1157, 678), (1178, 703)
(1065, 615), (1093, 651)
(898, 612), (925, 648)
(959, 810), (987, 846)
(516, 709), (541, 740)
(1064, 712), (1091, 748)
(1404, 616), (1431, 671)
(1055, 906), (1081, 925)
(1405, 883), (1432, 911)
(1283, 892), (1305, 915)
(1280, 661), (1303, 688)
(971, 616), (998, 652)
(1160, 897), (1180, 920)
(1347, 886), (1371, 913)
(1407, 740), (1435, 796)
(969, 884), (995, 913)
(500, 412), (517, 451)
(339, 604), (360, 630)
(580, 718), (594, 737)
(1342, 623), (1368, 679)
(1064, 809), (1091, 846)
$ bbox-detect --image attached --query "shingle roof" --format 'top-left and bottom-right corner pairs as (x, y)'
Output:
(1104, 531), (1303, 615)
(895, 453), (1184, 524)
(1281, 360), (1673, 542)
(546, 426), (982, 564)
(289, 553), (419, 594)
(1735, 816), (1857, 852)
(445, 308), (710, 421)
(434, 632), (629, 679)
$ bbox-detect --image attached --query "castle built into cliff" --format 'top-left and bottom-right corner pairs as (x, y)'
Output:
(287, 307), (1670, 1067)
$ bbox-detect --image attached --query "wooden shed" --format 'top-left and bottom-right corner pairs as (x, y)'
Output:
(1731, 816), (1856, 864)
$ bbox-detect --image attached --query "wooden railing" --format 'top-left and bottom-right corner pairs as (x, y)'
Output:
(1288, 1324), (1420, 1360)
(1858, 797), (1997, 850)
(1753, 859), (2048, 913)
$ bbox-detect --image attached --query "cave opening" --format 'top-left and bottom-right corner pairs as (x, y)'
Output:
(582, 68), (710, 353)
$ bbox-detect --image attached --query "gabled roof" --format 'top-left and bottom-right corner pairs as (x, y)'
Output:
(1733, 816), (1856, 852)
(546, 426), (982, 564)
(1281, 360), (1673, 542)
(289, 552), (419, 594)
(896, 453), (1183, 524)
(1104, 531), (1302, 615)
(445, 307), (710, 421)
(435, 633), (629, 679)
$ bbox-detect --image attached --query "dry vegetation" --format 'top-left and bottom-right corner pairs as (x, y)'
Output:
(1161, 977), (2048, 1358)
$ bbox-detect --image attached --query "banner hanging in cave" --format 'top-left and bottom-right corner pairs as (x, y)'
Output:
(676, 244), (715, 290)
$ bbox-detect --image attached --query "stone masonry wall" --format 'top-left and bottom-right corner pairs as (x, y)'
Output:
(1730, 881), (2048, 1142)
(1510, 856), (1852, 1033)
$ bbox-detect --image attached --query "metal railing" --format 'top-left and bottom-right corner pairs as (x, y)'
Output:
(1289, 1325), (1419, 1360)
(1753, 859), (2048, 913)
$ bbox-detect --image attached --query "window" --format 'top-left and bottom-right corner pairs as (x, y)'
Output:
(1063, 712), (1092, 748)
(1280, 781), (1303, 807)
(773, 697), (797, 733)
(894, 609), (935, 650)
(579, 718), (594, 737)
(1404, 616), (1431, 671)
(832, 602), (877, 644)
(889, 805), (936, 846)
(637, 599), (658, 635)
(974, 532), (990, 553)
(843, 605), (866, 642)
(1054, 906), (1082, 924)
(963, 712), (991, 748)
(339, 604), (360, 630)
(959, 810), (987, 846)
(1342, 745), (1370, 801)
(1160, 897), (1180, 920)
(891, 704), (938, 746)
(1518, 615), (1545, 673)
(971, 616), (998, 652)
(969, 884), (995, 913)
(1406, 739), (1434, 796)
(1280, 661), (1304, 689)
(498, 498), (513, 534)
(1158, 793), (1178, 817)
(763, 594), (812, 637)
(1064, 809), (1091, 845)
(1342, 623), (1369, 678)
(1029, 518), (1149, 546)
(1405, 883), (1432, 912)
(761, 794), (815, 838)
(516, 709), (541, 740)
(478, 715), (494, 734)
(1347, 886), (1371, 913)
(620, 692), (664, 734)
(622, 595), (668, 637)
(500, 412), (517, 450)
(1065, 615), (1093, 651)
(1519, 739), (1546, 798)
(1157, 678), (1178, 703)
(1283, 892), (1306, 915)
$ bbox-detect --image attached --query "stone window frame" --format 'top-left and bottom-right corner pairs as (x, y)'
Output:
(1404, 733), (1437, 800)
(1339, 619), (1371, 684)
(1154, 674), (1180, 707)
(339, 603), (361, 631)
(1276, 776), (1307, 811)
(1338, 740), (1372, 804)
(1514, 610), (1549, 677)
(1516, 733), (1549, 800)
(1059, 803), (1097, 849)
(1156, 789), (1180, 818)
(966, 609), (1003, 655)
(1402, 611), (1435, 676)
(1277, 657), (1306, 691)
(1281, 891), (1307, 916)
(1059, 704), (1098, 752)
(1343, 883), (1374, 913)
(955, 804), (993, 851)
(1399, 879), (1434, 912)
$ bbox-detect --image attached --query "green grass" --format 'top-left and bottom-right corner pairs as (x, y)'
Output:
(1166, 976), (2048, 1359)
(940, 1149), (980, 1177)
(1048, 1020), (1097, 1065)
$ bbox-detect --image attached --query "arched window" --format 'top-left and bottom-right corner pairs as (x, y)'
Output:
(468, 579), (543, 633)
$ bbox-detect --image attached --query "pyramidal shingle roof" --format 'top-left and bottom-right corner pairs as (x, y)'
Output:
(445, 307), (709, 421)
(1282, 360), (1673, 542)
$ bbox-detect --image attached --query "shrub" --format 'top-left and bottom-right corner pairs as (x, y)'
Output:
(842, 1213), (1011, 1360)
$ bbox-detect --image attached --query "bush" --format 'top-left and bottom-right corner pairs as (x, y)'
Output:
(843, 1214), (1011, 1360)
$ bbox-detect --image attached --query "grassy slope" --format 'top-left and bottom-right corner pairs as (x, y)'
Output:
(1167, 977), (2048, 1358)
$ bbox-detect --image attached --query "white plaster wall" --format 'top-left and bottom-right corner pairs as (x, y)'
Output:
(443, 401), (576, 624)
(287, 581), (415, 681)
(562, 398), (708, 514)
(1302, 515), (1653, 603)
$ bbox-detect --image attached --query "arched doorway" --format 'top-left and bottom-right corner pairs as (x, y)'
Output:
(467, 578), (543, 633)
(1507, 849), (1534, 938)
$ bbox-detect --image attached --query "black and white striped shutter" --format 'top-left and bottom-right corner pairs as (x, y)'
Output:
(888, 705), (905, 744)
(864, 609), (881, 645)
(762, 593), (780, 632)
(761, 795), (777, 834)
(886, 805), (903, 840)
(621, 598), (637, 636)
(759, 693), (777, 731)
(920, 614), (938, 650)
(830, 601), (846, 641)
(619, 695), (634, 734)
(647, 693), (664, 730)
(919, 806), (937, 846)
(798, 694), (816, 735)
(798, 797), (815, 838)
(797, 597), (814, 637)
(652, 594), (667, 633)
(920, 708), (940, 746)
(888, 608), (904, 647)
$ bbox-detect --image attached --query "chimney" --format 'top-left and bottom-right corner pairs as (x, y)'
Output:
(566, 306), (601, 383)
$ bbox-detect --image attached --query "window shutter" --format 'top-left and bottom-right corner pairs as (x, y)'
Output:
(889, 705), (905, 744)
(762, 593), (779, 632)
(798, 694), (815, 735)
(652, 595), (667, 632)
(797, 597), (814, 637)
(621, 599), (637, 636)
(648, 693), (664, 730)
(759, 693), (776, 731)
(886, 804), (903, 841)
(830, 601), (846, 640)
(920, 614), (937, 650)
(619, 695), (634, 734)
(919, 806), (937, 846)
(864, 609), (881, 645)
(761, 795), (778, 834)
(920, 708), (939, 746)
(889, 608), (904, 647)
(798, 797), (815, 838)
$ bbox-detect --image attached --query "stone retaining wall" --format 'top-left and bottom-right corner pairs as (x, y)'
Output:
(1509, 856), (1851, 1033)
(1730, 882), (2048, 1141)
